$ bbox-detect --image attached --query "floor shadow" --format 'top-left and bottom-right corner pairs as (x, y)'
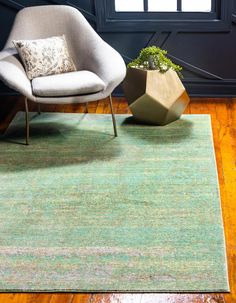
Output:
(120, 116), (194, 144)
(0, 116), (121, 172)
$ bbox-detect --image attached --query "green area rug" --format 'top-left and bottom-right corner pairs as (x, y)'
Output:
(0, 112), (229, 292)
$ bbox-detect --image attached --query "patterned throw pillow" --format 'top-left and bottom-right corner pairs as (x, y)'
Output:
(13, 35), (76, 80)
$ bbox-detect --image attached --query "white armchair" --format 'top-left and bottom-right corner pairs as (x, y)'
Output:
(0, 5), (127, 144)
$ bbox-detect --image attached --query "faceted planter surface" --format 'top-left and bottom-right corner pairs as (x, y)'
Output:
(122, 68), (190, 125)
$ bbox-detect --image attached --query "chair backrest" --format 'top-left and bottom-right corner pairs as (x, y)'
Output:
(5, 5), (103, 70)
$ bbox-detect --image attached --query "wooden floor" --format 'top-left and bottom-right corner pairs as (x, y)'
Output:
(0, 97), (235, 303)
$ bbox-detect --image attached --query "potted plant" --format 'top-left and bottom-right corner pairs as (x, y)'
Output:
(122, 46), (190, 125)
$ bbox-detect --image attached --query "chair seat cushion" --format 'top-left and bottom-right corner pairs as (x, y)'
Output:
(32, 71), (106, 97)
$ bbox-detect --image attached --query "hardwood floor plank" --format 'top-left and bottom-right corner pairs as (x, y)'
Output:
(89, 101), (99, 113)
(96, 100), (106, 114)
(91, 294), (142, 303)
(0, 294), (15, 303)
(50, 293), (74, 303)
(103, 97), (111, 114)
(215, 99), (236, 303)
(112, 97), (120, 114)
(29, 294), (53, 303)
(183, 105), (190, 114)
(228, 98), (236, 159)
(71, 294), (91, 303)
(140, 294), (225, 303)
(38, 103), (57, 113)
(117, 98), (128, 114)
(0, 293), (53, 303)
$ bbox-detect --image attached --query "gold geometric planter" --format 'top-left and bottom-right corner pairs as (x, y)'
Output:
(122, 67), (190, 125)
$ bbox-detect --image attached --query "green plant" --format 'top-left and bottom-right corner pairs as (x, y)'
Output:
(127, 46), (183, 77)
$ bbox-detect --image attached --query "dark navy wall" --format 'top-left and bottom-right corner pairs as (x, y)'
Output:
(0, 0), (236, 97)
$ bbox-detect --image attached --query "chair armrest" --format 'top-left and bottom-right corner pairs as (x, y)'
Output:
(0, 47), (17, 60)
(0, 48), (33, 99)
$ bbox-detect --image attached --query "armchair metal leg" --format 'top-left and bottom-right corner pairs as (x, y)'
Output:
(84, 102), (89, 113)
(24, 97), (29, 145)
(109, 94), (118, 137)
(37, 103), (41, 115)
